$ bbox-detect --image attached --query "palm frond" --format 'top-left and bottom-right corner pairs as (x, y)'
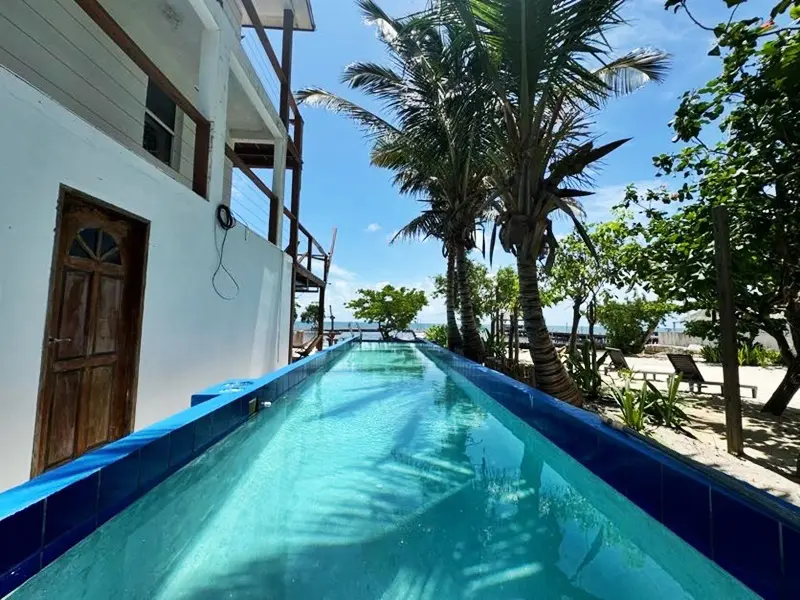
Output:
(595, 48), (671, 96)
(295, 87), (398, 137)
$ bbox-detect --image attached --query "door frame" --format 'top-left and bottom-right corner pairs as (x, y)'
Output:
(30, 186), (150, 478)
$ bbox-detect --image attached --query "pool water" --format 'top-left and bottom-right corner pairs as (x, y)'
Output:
(13, 344), (757, 599)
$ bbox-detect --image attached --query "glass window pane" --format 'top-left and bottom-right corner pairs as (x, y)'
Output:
(103, 248), (122, 265)
(145, 79), (176, 130)
(69, 239), (91, 259)
(79, 228), (99, 254)
(143, 114), (173, 165)
(99, 230), (117, 257)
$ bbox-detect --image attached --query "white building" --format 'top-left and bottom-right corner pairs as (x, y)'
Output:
(0, 0), (328, 491)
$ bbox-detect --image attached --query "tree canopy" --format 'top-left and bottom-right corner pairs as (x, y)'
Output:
(346, 285), (428, 340)
(623, 0), (800, 413)
(299, 302), (320, 324)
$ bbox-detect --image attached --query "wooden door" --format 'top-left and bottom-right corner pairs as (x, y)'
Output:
(33, 193), (147, 476)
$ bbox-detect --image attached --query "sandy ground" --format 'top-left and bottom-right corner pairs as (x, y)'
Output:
(517, 349), (800, 506)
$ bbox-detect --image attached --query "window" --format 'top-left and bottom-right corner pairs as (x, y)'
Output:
(143, 79), (177, 166)
(68, 228), (121, 265)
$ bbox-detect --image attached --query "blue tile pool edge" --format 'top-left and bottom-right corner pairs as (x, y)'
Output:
(0, 336), (357, 597)
(417, 340), (800, 600)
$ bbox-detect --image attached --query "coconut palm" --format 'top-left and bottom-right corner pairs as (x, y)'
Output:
(392, 206), (464, 353)
(297, 1), (493, 362)
(437, 0), (670, 404)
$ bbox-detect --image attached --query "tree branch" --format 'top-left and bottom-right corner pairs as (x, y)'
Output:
(679, 3), (715, 32)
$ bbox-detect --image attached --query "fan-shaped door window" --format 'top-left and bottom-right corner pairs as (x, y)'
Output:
(68, 228), (122, 265)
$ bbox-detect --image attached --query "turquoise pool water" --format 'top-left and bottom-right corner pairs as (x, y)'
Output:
(13, 343), (756, 599)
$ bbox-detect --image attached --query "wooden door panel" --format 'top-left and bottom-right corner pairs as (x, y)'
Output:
(34, 192), (147, 478)
(45, 370), (81, 467)
(93, 276), (122, 355)
(80, 365), (114, 450)
(55, 269), (90, 360)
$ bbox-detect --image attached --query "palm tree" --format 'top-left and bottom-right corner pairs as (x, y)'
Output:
(297, 1), (493, 362)
(391, 207), (464, 353)
(439, 0), (670, 405)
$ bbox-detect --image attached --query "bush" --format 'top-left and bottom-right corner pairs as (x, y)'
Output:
(647, 375), (687, 428)
(764, 348), (783, 366)
(702, 343), (784, 367)
(607, 379), (651, 431)
(567, 341), (605, 400)
(596, 297), (673, 354)
(606, 375), (686, 431)
(425, 324), (448, 347)
(700, 344), (722, 363)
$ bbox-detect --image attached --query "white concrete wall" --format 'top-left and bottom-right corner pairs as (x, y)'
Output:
(0, 66), (292, 491)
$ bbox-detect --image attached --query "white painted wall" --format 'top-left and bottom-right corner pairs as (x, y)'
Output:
(0, 66), (292, 491)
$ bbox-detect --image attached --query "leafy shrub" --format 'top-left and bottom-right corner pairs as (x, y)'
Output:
(481, 329), (507, 361)
(646, 375), (686, 428)
(425, 324), (448, 347)
(702, 343), (784, 367)
(607, 375), (686, 431)
(700, 344), (722, 363)
(606, 379), (651, 431)
(567, 341), (606, 400)
(764, 348), (783, 366)
(683, 319), (717, 342)
(596, 297), (673, 354)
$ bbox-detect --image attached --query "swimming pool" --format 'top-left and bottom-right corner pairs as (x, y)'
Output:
(7, 343), (757, 599)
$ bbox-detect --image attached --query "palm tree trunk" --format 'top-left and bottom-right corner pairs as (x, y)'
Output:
(456, 245), (485, 363)
(445, 251), (463, 353)
(516, 253), (582, 406)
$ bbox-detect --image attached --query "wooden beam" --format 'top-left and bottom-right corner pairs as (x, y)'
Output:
(279, 9), (295, 127)
(712, 205), (744, 455)
(225, 145), (281, 244)
(232, 143), (301, 171)
(294, 264), (325, 291)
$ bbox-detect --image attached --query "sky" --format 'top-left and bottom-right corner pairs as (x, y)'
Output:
(280, 0), (773, 326)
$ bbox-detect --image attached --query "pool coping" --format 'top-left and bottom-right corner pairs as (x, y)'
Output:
(0, 336), (358, 597)
(417, 340), (799, 600)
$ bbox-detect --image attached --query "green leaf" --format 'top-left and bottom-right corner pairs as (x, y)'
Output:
(771, 0), (793, 18)
(708, 45), (721, 57)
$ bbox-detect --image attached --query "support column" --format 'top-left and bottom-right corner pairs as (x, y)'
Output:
(197, 27), (230, 205)
(271, 137), (287, 247)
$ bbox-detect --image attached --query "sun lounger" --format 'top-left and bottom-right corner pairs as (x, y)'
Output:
(603, 347), (672, 380)
(666, 353), (758, 398)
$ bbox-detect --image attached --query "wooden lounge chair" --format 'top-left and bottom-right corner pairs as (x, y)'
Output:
(666, 353), (758, 398)
(603, 347), (671, 381)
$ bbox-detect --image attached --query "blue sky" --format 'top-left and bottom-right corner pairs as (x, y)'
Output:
(284, 0), (772, 325)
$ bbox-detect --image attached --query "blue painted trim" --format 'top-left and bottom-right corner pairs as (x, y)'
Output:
(0, 336), (357, 597)
(417, 341), (800, 600)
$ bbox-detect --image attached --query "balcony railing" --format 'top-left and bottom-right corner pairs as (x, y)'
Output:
(226, 145), (328, 286)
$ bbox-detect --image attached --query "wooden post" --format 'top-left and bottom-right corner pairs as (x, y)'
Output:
(712, 205), (744, 455)
(279, 9), (294, 128)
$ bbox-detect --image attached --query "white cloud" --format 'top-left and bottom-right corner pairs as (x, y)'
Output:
(328, 263), (356, 281)
(365, 223), (381, 232)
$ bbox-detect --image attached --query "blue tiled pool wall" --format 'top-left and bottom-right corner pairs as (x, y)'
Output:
(418, 341), (800, 600)
(0, 336), (357, 598)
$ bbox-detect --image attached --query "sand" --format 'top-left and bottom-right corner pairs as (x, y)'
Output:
(516, 349), (800, 506)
